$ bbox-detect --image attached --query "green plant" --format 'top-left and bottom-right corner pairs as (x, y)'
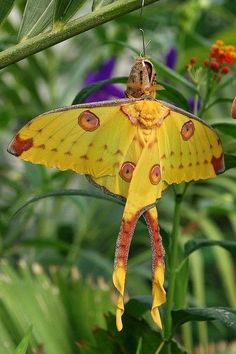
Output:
(1, 1), (236, 353)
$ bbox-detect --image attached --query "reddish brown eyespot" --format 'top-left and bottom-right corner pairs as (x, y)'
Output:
(119, 162), (136, 182)
(149, 164), (161, 185)
(78, 110), (100, 131)
(181, 120), (195, 141)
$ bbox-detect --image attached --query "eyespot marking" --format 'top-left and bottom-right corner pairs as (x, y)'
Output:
(181, 120), (195, 141)
(78, 110), (100, 131)
(119, 161), (136, 182)
(149, 164), (161, 185)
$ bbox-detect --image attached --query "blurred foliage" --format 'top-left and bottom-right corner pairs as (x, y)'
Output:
(0, 0), (236, 353)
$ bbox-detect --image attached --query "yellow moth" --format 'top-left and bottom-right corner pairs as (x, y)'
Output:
(8, 57), (224, 331)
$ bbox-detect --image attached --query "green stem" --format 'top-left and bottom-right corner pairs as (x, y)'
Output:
(0, 0), (158, 70)
(163, 193), (182, 345)
(193, 92), (199, 116)
(198, 67), (212, 117)
(182, 323), (193, 353)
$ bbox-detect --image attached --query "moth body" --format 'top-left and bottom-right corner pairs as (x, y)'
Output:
(125, 57), (157, 98)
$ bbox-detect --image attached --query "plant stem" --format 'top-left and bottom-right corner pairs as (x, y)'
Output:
(163, 193), (182, 345)
(193, 92), (199, 116)
(0, 0), (158, 70)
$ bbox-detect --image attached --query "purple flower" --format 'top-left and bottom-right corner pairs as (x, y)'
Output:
(188, 97), (201, 114)
(165, 48), (178, 69)
(84, 57), (125, 103)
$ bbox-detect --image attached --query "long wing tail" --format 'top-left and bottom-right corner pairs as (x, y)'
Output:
(144, 206), (166, 328)
(112, 200), (141, 331)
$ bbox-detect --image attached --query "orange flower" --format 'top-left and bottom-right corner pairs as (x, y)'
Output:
(210, 40), (236, 64)
(187, 39), (235, 84)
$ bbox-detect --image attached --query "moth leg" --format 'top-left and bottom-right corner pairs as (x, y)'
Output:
(113, 202), (140, 331)
(144, 206), (166, 329)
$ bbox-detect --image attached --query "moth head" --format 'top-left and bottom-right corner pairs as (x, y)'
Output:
(125, 57), (157, 99)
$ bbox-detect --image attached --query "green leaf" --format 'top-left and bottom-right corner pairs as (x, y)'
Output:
(11, 189), (124, 217)
(158, 82), (189, 111)
(224, 153), (236, 170)
(218, 74), (236, 91)
(172, 307), (236, 332)
(0, 0), (159, 69)
(0, 262), (107, 353)
(92, 0), (116, 11)
(125, 296), (151, 318)
(212, 122), (236, 139)
(184, 239), (236, 258)
(205, 97), (233, 112)
(53, 0), (86, 27)
(79, 304), (185, 353)
(94, 312), (163, 354)
(15, 326), (32, 354)
(153, 60), (197, 94)
(72, 76), (127, 104)
(18, 0), (54, 40)
(0, 0), (15, 26)
(11, 239), (71, 252)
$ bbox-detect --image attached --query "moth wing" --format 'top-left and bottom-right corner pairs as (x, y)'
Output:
(90, 123), (145, 200)
(124, 128), (167, 208)
(157, 103), (224, 185)
(8, 103), (137, 178)
(92, 127), (167, 203)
